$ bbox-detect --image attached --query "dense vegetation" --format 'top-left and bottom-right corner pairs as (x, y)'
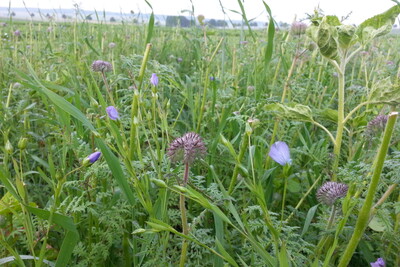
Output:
(1, 4), (400, 267)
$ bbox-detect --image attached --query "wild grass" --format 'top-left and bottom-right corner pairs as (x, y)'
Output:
(0, 4), (400, 267)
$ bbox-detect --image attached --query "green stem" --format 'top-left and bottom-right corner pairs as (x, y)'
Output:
(338, 111), (398, 267)
(179, 163), (190, 267)
(332, 58), (346, 181)
(228, 132), (250, 195)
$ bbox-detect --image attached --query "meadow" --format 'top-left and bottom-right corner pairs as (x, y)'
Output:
(0, 3), (400, 267)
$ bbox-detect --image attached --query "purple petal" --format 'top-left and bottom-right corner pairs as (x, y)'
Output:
(268, 141), (291, 166)
(370, 258), (385, 267)
(150, 73), (159, 86)
(106, 106), (119, 120)
(87, 151), (101, 163)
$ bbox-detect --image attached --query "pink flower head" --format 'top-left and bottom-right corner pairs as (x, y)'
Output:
(167, 132), (206, 165)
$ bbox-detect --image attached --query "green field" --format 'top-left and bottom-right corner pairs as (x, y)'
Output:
(1, 4), (400, 267)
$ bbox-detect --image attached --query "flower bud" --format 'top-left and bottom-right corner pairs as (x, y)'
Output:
(5, 140), (13, 154)
(18, 137), (28, 150)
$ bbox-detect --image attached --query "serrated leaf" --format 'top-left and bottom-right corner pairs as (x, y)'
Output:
(265, 103), (314, 122)
(368, 77), (400, 104)
(357, 5), (400, 42)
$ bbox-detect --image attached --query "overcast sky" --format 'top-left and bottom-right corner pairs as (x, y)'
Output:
(5, 0), (399, 24)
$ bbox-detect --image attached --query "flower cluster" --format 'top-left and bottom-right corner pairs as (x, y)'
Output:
(316, 181), (348, 206)
(167, 132), (206, 165)
(91, 60), (113, 72)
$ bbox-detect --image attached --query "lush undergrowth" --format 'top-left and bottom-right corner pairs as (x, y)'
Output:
(1, 4), (400, 267)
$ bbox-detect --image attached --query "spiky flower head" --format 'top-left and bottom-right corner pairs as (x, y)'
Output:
(316, 181), (348, 206)
(91, 60), (113, 72)
(366, 114), (388, 137)
(108, 42), (116, 49)
(167, 132), (206, 165)
(370, 258), (385, 267)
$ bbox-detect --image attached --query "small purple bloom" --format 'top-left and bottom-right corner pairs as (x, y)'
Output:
(14, 30), (21, 37)
(177, 57), (183, 63)
(210, 76), (215, 81)
(106, 106), (119, 120)
(108, 42), (116, 49)
(386, 60), (394, 66)
(87, 151), (101, 163)
(240, 40), (248, 45)
(269, 141), (291, 166)
(370, 258), (385, 267)
(150, 73), (159, 86)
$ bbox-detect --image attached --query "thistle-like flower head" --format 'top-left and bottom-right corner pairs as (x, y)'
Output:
(91, 60), (113, 72)
(167, 132), (206, 165)
(366, 114), (388, 137)
(291, 21), (307, 35)
(316, 181), (348, 206)
(370, 258), (385, 267)
(269, 141), (292, 166)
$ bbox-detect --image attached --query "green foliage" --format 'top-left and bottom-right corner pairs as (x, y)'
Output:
(0, 4), (400, 267)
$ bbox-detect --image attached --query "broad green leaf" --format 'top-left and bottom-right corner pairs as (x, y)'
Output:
(337, 24), (357, 49)
(357, 5), (400, 42)
(215, 238), (239, 267)
(317, 17), (339, 60)
(265, 103), (314, 122)
(368, 77), (400, 104)
(24, 206), (79, 267)
(368, 215), (386, 232)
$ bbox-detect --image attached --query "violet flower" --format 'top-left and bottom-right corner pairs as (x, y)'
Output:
(150, 73), (159, 86)
(84, 151), (101, 165)
(370, 258), (385, 267)
(269, 141), (292, 166)
(106, 106), (119, 120)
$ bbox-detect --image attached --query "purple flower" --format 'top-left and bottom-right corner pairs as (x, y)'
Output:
(150, 73), (159, 86)
(108, 42), (116, 49)
(209, 76), (215, 81)
(316, 182), (348, 206)
(14, 30), (21, 37)
(87, 151), (101, 163)
(269, 141), (291, 166)
(291, 21), (307, 35)
(167, 132), (206, 165)
(91, 60), (113, 72)
(370, 258), (385, 267)
(240, 40), (248, 45)
(177, 57), (183, 63)
(106, 106), (119, 120)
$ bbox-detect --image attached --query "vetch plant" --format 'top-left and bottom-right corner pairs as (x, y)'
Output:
(167, 132), (206, 267)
